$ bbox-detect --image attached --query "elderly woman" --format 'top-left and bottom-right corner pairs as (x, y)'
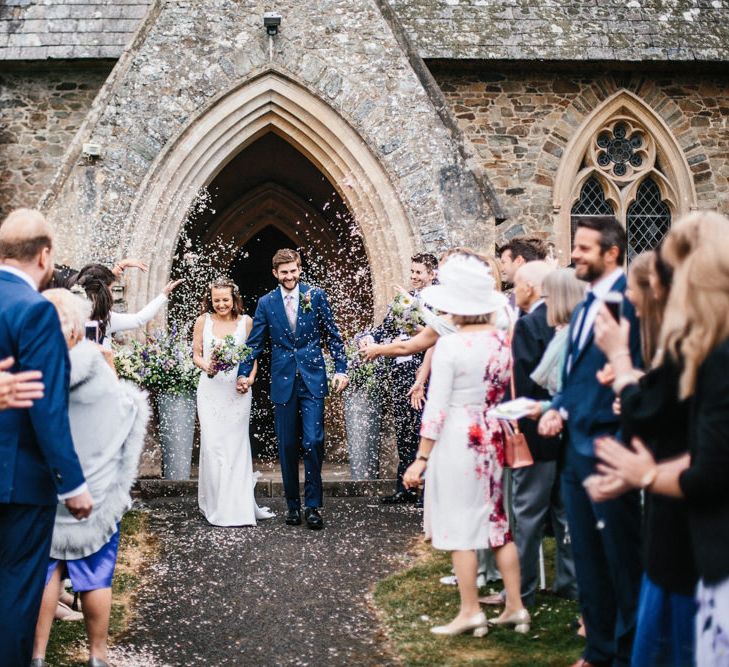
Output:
(31, 288), (149, 667)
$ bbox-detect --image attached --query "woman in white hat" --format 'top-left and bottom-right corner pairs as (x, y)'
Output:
(403, 255), (529, 637)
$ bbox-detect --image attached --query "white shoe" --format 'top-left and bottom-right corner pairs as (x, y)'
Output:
(439, 573), (488, 588)
(431, 611), (488, 637)
(489, 607), (531, 634)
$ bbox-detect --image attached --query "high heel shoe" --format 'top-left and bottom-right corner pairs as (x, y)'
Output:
(489, 607), (531, 633)
(431, 611), (489, 637)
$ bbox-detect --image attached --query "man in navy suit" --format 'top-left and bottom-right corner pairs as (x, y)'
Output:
(539, 215), (642, 667)
(237, 248), (348, 530)
(0, 209), (93, 665)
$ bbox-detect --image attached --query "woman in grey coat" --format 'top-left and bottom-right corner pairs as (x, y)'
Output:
(31, 288), (150, 667)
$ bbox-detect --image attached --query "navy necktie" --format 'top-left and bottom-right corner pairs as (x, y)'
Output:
(570, 291), (596, 359)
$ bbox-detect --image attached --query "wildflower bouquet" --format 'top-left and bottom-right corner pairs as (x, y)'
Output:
(208, 335), (252, 377)
(390, 291), (423, 335)
(114, 326), (200, 395)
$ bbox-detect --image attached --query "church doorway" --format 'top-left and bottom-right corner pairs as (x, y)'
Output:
(170, 131), (374, 459)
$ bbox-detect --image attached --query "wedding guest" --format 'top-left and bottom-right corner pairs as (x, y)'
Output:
(497, 236), (549, 318)
(594, 231), (729, 667)
(508, 261), (577, 608)
(72, 263), (183, 341)
(538, 215), (643, 667)
(403, 255), (529, 637)
(0, 209), (92, 666)
(30, 288), (149, 667)
(0, 356), (43, 410)
(369, 253), (438, 504)
(192, 278), (273, 526)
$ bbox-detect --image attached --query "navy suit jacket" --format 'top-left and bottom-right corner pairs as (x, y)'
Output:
(552, 273), (642, 458)
(238, 283), (347, 404)
(0, 271), (85, 505)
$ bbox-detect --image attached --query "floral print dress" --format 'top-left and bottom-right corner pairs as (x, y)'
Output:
(420, 329), (512, 551)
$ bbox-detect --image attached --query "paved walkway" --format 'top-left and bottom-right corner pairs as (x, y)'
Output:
(110, 497), (421, 666)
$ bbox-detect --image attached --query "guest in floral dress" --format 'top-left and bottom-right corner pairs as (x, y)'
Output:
(404, 255), (530, 637)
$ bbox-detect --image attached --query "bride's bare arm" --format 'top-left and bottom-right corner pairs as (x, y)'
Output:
(192, 315), (209, 374)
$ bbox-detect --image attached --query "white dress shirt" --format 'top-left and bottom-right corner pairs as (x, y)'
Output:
(280, 283), (300, 329)
(572, 267), (624, 351)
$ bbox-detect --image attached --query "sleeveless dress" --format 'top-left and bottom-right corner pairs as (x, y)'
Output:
(197, 314), (274, 526)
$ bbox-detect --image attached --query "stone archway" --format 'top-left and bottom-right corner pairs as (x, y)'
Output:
(123, 70), (415, 319)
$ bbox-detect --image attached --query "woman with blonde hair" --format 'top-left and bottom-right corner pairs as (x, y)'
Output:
(591, 210), (729, 666)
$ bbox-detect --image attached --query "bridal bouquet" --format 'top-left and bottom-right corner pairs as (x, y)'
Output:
(390, 291), (424, 335)
(208, 335), (252, 377)
(114, 325), (200, 395)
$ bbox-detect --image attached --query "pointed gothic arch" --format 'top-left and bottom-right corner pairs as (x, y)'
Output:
(124, 70), (416, 316)
(553, 89), (697, 260)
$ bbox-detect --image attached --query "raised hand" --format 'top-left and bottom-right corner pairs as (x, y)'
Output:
(112, 257), (149, 277)
(163, 279), (185, 296)
(0, 356), (44, 410)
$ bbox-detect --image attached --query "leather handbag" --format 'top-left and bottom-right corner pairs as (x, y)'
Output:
(502, 358), (534, 469)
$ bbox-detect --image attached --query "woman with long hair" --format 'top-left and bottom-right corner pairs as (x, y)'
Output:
(591, 211), (729, 666)
(192, 278), (273, 526)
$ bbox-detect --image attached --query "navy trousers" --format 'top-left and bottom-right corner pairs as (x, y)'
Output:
(562, 447), (643, 667)
(390, 361), (421, 493)
(274, 375), (325, 511)
(0, 503), (56, 667)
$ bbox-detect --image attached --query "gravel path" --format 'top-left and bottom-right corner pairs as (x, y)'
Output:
(110, 497), (421, 666)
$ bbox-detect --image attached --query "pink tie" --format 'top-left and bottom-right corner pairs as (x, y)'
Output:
(284, 294), (296, 331)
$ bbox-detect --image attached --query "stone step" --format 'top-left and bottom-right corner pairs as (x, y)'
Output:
(135, 478), (398, 500)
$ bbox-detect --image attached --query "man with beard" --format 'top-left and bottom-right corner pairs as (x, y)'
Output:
(0, 209), (93, 665)
(539, 216), (642, 667)
(237, 248), (348, 530)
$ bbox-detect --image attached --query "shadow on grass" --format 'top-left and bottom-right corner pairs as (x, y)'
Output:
(373, 538), (584, 666)
(44, 510), (157, 667)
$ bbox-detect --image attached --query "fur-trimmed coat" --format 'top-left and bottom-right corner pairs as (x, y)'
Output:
(51, 339), (150, 560)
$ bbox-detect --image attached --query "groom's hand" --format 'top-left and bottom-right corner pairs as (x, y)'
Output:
(332, 373), (349, 394)
(236, 376), (249, 394)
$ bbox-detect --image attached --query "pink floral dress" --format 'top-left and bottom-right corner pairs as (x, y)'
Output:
(420, 329), (512, 551)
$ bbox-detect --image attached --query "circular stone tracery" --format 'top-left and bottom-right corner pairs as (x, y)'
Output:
(591, 119), (652, 181)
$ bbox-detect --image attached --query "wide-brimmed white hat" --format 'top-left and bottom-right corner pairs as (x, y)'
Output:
(420, 254), (507, 316)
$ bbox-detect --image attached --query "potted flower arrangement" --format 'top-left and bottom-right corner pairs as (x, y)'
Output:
(342, 333), (389, 480)
(114, 326), (200, 480)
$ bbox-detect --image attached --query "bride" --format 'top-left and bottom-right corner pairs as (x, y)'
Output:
(192, 278), (274, 526)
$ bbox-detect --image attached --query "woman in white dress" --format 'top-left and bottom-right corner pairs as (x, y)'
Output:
(403, 255), (529, 638)
(192, 278), (274, 526)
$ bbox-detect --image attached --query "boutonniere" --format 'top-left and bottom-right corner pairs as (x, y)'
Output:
(301, 290), (313, 313)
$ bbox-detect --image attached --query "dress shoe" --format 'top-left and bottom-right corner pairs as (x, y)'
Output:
(478, 591), (505, 606)
(431, 611), (488, 637)
(285, 508), (302, 526)
(304, 507), (324, 530)
(380, 490), (418, 505)
(489, 607), (530, 633)
(55, 600), (84, 621)
(30, 659), (48, 667)
(87, 659), (110, 667)
(440, 573), (488, 588)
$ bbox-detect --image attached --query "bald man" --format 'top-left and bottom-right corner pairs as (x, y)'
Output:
(510, 261), (577, 607)
(0, 209), (92, 665)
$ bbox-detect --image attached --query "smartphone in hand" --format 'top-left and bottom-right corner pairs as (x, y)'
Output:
(84, 320), (100, 342)
(603, 293), (623, 322)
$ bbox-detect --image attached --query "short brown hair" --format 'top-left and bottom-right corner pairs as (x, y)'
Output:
(200, 278), (245, 317)
(272, 248), (301, 271)
(0, 234), (52, 262)
(498, 236), (548, 263)
(411, 252), (438, 273)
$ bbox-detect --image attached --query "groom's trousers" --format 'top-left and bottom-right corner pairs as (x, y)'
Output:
(274, 374), (325, 511)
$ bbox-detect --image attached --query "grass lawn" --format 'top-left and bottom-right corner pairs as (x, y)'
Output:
(373, 538), (584, 666)
(44, 509), (157, 667)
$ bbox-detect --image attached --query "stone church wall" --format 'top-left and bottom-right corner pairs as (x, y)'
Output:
(0, 64), (111, 219)
(432, 66), (729, 245)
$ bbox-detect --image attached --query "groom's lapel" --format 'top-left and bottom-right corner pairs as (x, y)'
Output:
(271, 288), (294, 340)
(295, 283), (311, 336)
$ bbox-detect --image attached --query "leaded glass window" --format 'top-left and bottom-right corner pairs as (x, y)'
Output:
(626, 178), (671, 260)
(570, 176), (614, 240)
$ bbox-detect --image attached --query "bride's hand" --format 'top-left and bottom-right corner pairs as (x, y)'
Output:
(236, 376), (249, 394)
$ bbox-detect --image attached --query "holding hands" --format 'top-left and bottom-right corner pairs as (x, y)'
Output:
(538, 408), (564, 437)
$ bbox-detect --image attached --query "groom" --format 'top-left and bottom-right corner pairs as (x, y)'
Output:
(237, 249), (348, 529)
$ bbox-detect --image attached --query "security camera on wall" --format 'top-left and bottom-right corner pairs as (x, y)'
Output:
(263, 12), (281, 35)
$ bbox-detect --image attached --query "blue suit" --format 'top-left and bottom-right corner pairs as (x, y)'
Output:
(239, 283), (346, 510)
(0, 270), (86, 665)
(552, 273), (643, 667)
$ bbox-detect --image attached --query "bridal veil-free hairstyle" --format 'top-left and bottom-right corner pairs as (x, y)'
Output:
(200, 277), (244, 316)
(272, 248), (301, 270)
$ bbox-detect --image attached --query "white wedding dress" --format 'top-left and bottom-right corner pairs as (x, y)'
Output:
(197, 314), (274, 526)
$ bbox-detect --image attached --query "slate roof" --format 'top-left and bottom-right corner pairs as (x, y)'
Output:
(1, 0), (727, 62)
(391, 0), (729, 62)
(0, 0), (150, 60)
